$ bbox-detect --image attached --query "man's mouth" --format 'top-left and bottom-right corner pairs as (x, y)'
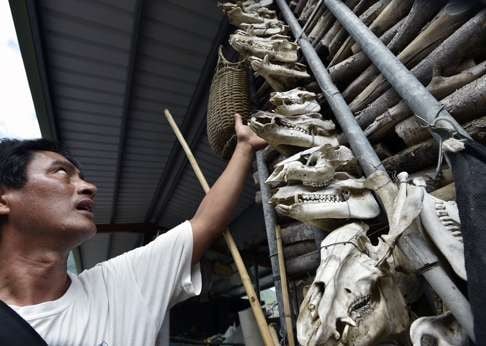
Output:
(76, 199), (94, 214)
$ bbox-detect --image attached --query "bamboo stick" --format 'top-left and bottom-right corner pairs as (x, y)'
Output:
(276, 225), (296, 346)
(163, 109), (275, 346)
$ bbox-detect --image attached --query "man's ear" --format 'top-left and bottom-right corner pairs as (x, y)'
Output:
(0, 187), (11, 216)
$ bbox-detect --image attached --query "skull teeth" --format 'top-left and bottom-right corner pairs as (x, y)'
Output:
(434, 202), (463, 241)
(340, 316), (357, 327)
(296, 193), (344, 203)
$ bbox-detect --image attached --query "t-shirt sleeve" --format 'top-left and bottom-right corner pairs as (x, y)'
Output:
(99, 221), (201, 328)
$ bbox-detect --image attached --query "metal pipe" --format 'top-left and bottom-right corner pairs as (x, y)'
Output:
(321, 0), (471, 140)
(256, 150), (287, 338)
(277, 0), (384, 177)
(275, 0), (475, 341)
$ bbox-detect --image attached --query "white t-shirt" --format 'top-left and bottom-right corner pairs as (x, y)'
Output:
(10, 221), (201, 346)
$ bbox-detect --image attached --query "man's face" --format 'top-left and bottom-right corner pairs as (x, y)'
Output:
(2, 151), (97, 248)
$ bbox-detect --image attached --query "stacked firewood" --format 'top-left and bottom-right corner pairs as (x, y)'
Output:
(295, 0), (486, 185)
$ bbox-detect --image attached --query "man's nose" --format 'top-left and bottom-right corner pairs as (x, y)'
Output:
(78, 178), (97, 198)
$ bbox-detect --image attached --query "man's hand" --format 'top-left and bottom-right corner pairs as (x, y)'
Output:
(190, 113), (266, 264)
(234, 113), (267, 152)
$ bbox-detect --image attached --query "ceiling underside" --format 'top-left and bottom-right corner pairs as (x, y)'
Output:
(11, 0), (258, 269)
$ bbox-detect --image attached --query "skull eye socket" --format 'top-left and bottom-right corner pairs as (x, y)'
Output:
(341, 189), (351, 201)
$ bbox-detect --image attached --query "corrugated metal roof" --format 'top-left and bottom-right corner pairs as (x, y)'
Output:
(12, 0), (259, 269)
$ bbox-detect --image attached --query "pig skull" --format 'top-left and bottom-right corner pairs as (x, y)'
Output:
(249, 110), (338, 151)
(270, 87), (321, 115)
(229, 31), (299, 63)
(297, 222), (410, 346)
(266, 145), (359, 187)
(271, 174), (381, 223)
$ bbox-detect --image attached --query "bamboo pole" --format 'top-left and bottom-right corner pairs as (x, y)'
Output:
(275, 225), (296, 346)
(163, 109), (275, 346)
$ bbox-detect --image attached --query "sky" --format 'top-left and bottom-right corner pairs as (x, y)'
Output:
(0, 1), (41, 139)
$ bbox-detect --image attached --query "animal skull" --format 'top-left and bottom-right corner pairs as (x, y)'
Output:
(419, 191), (466, 281)
(229, 31), (299, 63)
(270, 88), (321, 115)
(249, 110), (338, 150)
(266, 145), (359, 187)
(220, 3), (278, 28)
(271, 173), (381, 224)
(297, 223), (410, 346)
(249, 56), (310, 91)
(240, 21), (288, 36)
(410, 312), (467, 346)
(241, 0), (274, 12)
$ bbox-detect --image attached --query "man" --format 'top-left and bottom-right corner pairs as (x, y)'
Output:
(0, 114), (266, 345)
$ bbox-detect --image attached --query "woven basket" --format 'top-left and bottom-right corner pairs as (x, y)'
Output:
(207, 47), (250, 159)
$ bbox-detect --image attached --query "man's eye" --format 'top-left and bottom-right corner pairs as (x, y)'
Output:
(56, 167), (68, 174)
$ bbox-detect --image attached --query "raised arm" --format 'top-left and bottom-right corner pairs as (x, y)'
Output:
(190, 114), (266, 264)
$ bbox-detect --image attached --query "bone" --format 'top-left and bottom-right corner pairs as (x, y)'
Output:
(365, 170), (397, 219)
(419, 188), (466, 280)
(329, 18), (402, 85)
(350, 0), (414, 54)
(266, 145), (359, 187)
(383, 116), (486, 174)
(272, 174), (381, 225)
(249, 56), (311, 91)
(241, 0), (274, 12)
(395, 73), (486, 146)
(297, 222), (410, 346)
(240, 21), (288, 36)
(409, 166), (454, 193)
(356, 9), (486, 129)
(366, 61), (486, 142)
(269, 87), (321, 115)
(229, 31), (299, 63)
(410, 312), (467, 346)
(349, 1), (476, 113)
(221, 3), (278, 28)
(249, 110), (338, 151)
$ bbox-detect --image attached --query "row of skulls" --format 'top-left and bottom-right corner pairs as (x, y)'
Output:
(220, 1), (469, 346)
(222, 0), (311, 91)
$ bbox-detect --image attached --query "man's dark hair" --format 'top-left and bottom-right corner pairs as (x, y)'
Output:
(0, 138), (79, 189)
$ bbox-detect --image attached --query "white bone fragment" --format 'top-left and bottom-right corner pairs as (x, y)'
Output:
(410, 312), (467, 346)
(297, 222), (409, 346)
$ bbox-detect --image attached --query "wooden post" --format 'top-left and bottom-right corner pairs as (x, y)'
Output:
(163, 109), (276, 346)
(276, 225), (296, 346)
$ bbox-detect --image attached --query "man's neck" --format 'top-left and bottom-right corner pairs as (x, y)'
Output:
(0, 229), (71, 307)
